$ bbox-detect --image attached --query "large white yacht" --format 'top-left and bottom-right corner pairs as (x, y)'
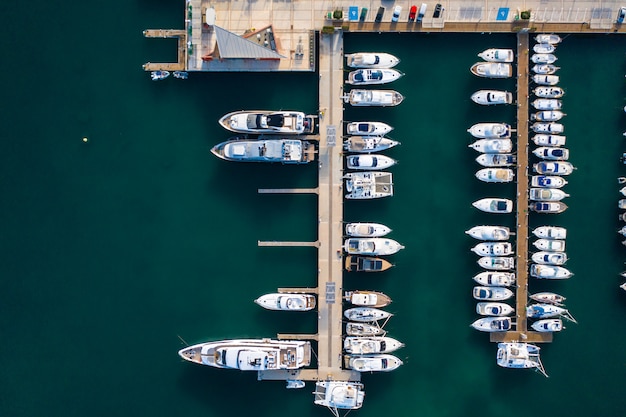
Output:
(218, 110), (315, 134)
(345, 52), (400, 68)
(470, 62), (512, 78)
(346, 68), (404, 85)
(343, 237), (404, 255)
(211, 137), (315, 164)
(254, 293), (316, 311)
(467, 122), (511, 139)
(343, 336), (404, 354)
(346, 354), (403, 372)
(477, 48), (514, 62)
(345, 89), (404, 106)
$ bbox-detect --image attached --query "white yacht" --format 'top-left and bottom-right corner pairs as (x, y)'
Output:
(533, 43), (556, 53)
(465, 225), (510, 241)
(531, 54), (557, 65)
(343, 237), (404, 255)
(346, 154), (396, 170)
(346, 52), (400, 68)
(346, 68), (404, 85)
(211, 137), (315, 164)
(345, 222), (391, 237)
(532, 74), (560, 85)
(530, 264), (573, 279)
(218, 110), (315, 134)
(496, 342), (547, 377)
(469, 139), (513, 154)
(475, 153), (517, 167)
(471, 90), (513, 105)
(345, 89), (404, 106)
(532, 64), (559, 74)
(527, 304), (577, 323)
(347, 121), (393, 136)
(532, 99), (562, 110)
(477, 256), (515, 270)
(531, 318), (564, 332)
(344, 290), (392, 308)
(534, 238), (566, 252)
(532, 134), (566, 146)
(178, 339), (311, 370)
(473, 271), (516, 287)
(533, 161), (574, 175)
(472, 198), (513, 213)
(477, 48), (514, 62)
(475, 168), (515, 183)
(476, 302), (515, 316)
(529, 188), (569, 201)
(533, 86), (565, 98)
(151, 70), (170, 80)
(530, 201), (568, 214)
(471, 242), (513, 256)
(529, 292), (566, 306)
(313, 381), (365, 415)
(470, 317), (512, 332)
(533, 226), (567, 239)
(254, 293), (316, 311)
(344, 172), (394, 199)
(344, 256), (393, 273)
(346, 354), (403, 372)
(344, 136), (400, 153)
(531, 175), (568, 188)
(344, 307), (392, 322)
(535, 34), (562, 44)
(531, 111), (566, 122)
(343, 336), (404, 354)
(346, 322), (385, 336)
(470, 62), (512, 78)
(533, 147), (569, 160)
(531, 251), (568, 266)
(473, 286), (514, 301)
(467, 122), (511, 139)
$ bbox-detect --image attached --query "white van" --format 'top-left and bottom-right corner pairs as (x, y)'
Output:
(416, 3), (427, 22)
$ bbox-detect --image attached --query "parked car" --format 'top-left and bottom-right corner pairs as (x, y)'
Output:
(392, 5), (402, 22)
(408, 5), (417, 21)
(618, 7), (626, 23)
(433, 3), (444, 18)
(417, 3), (427, 22)
(375, 6), (385, 22)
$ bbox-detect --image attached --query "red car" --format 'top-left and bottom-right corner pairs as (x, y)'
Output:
(408, 5), (417, 21)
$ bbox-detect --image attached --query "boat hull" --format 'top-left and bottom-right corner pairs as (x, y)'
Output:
(344, 307), (392, 322)
(344, 255), (393, 272)
(346, 68), (403, 85)
(211, 138), (315, 164)
(218, 111), (315, 134)
(346, 52), (400, 68)
(473, 286), (514, 301)
(346, 154), (396, 170)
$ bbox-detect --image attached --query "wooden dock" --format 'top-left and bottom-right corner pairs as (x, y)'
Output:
(490, 31), (553, 344)
(258, 188), (319, 194)
(142, 30), (187, 71)
(257, 241), (320, 247)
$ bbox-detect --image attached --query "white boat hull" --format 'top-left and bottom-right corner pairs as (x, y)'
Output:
(531, 251), (568, 266)
(531, 175), (568, 188)
(471, 90), (513, 105)
(347, 354), (403, 372)
(532, 134), (566, 146)
(475, 153), (516, 167)
(346, 154), (396, 170)
(530, 264), (572, 279)
(477, 48), (514, 62)
(473, 271), (516, 286)
(476, 302), (515, 316)
(347, 121), (393, 136)
(469, 139), (513, 154)
(477, 256), (515, 270)
(473, 286), (514, 301)
(472, 198), (513, 213)
(343, 237), (404, 255)
(533, 146), (569, 160)
(345, 222), (392, 237)
(533, 43), (556, 53)
(344, 171), (394, 199)
(346, 89), (404, 107)
(344, 307), (392, 322)
(531, 111), (565, 122)
(471, 317), (512, 332)
(529, 188), (569, 201)
(346, 52), (400, 68)
(531, 54), (557, 65)
(531, 319), (563, 332)
(471, 242), (513, 256)
(254, 293), (316, 311)
(344, 136), (400, 153)
(532, 64), (559, 74)
(535, 34), (562, 44)
(534, 86), (564, 98)
(346, 68), (403, 85)
(533, 161), (573, 175)
(465, 225), (511, 241)
(529, 292), (566, 306)
(530, 201), (568, 213)
(534, 238), (566, 252)
(467, 123), (511, 139)
(533, 226), (567, 239)
(343, 337), (404, 354)
(475, 168), (515, 182)
(470, 62), (512, 78)
(346, 322), (385, 336)
(532, 99), (562, 110)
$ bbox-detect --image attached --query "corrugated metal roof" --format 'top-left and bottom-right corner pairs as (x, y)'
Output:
(214, 26), (285, 59)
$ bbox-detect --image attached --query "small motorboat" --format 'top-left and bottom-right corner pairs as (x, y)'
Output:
(347, 121), (393, 136)
(285, 380), (305, 389)
(344, 172), (394, 199)
(346, 354), (403, 372)
(471, 90), (513, 105)
(527, 304), (577, 323)
(346, 223), (391, 237)
(535, 34), (562, 44)
(470, 62), (512, 78)
(475, 168), (515, 183)
(472, 198), (513, 213)
(534, 238), (565, 252)
(254, 293), (316, 311)
(465, 225), (510, 241)
(533, 43), (556, 53)
(531, 318), (564, 332)
(620, 186), (626, 196)
(533, 226), (567, 239)
(471, 242), (513, 256)
(173, 71), (188, 79)
(344, 255), (393, 272)
(151, 70), (170, 80)
(529, 188), (569, 201)
(469, 139), (513, 154)
(532, 74), (560, 85)
(471, 316), (512, 332)
(531, 64), (560, 74)
(345, 89), (404, 107)
(476, 302), (515, 317)
(531, 122), (564, 134)
(346, 52), (400, 68)
(477, 256), (515, 270)
(313, 381), (365, 411)
(531, 251), (568, 266)
(533, 147), (569, 160)
(346, 322), (385, 336)
(534, 86), (565, 98)
(618, 225), (626, 236)
(343, 237), (404, 255)
(496, 342), (547, 376)
(343, 336), (404, 354)
(344, 307), (393, 322)
(532, 99), (562, 110)
(531, 54), (557, 65)
(619, 199), (626, 210)
(477, 48), (514, 62)
(467, 123), (511, 139)
(344, 291), (392, 308)
(473, 271), (516, 287)
(532, 134), (566, 147)
(533, 161), (574, 175)
(531, 175), (568, 188)
(473, 286), (514, 301)
(346, 154), (397, 170)
(346, 68), (404, 85)
(531, 111), (566, 122)
(529, 201), (568, 214)
(530, 264), (573, 279)
(529, 292), (566, 306)
(475, 153), (517, 167)
(344, 136), (400, 153)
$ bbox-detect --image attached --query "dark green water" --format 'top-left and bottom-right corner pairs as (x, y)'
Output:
(1, 1), (625, 416)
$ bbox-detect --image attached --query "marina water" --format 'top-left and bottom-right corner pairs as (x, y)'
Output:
(1, 1), (625, 416)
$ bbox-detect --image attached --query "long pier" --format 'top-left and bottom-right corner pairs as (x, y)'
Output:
(142, 30), (186, 71)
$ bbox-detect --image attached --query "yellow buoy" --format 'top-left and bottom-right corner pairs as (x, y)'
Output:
(82, 137), (88, 143)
